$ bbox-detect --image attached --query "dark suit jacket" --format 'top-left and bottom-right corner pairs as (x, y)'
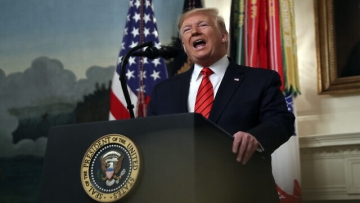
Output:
(147, 60), (295, 202)
(147, 61), (295, 154)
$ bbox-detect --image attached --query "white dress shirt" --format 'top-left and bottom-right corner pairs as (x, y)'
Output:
(188, 55), (229, 112)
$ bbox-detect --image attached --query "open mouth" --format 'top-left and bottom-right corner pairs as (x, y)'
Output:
(193, 39), (206, 49)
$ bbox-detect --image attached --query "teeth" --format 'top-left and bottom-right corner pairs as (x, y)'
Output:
(193, 40), (205, 47)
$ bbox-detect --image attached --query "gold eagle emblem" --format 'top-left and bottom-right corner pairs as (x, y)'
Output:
(100, 151), (125, 186)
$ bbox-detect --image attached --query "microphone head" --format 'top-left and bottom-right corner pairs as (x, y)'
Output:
(158, 46), (179, 59)
(131, 44), (179, 59)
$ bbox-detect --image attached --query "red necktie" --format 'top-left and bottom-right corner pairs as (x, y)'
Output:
(195, 68), (214, 118)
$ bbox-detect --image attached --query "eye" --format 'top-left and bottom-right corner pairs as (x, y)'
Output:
(199, 22), (208, 27)
(182, 27), (191, 33)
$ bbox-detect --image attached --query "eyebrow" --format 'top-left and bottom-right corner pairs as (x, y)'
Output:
(182, 20), (208, 29)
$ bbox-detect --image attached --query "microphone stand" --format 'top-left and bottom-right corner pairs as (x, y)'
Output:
(119, 41), (154, 119)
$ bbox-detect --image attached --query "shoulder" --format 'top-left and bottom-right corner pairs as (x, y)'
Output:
(229, 62), (279, 79)
(154, 68), (193, 87)
(226, 63), (282, 90)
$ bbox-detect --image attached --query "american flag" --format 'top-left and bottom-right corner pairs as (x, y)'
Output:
(110, 0), (168, 120)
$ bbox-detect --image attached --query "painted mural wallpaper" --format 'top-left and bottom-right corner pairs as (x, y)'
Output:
(0, 0), (183, 202)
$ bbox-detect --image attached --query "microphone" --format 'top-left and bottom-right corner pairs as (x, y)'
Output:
(131, 45), (179, 59)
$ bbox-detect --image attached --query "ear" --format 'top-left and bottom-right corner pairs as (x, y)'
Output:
(221, 32), (228, 43)
(182, 41), (187, 53)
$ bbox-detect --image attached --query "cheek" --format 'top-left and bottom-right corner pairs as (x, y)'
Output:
(183, 42), (192, 51)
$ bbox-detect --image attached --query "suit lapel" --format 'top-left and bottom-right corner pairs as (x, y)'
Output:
(175, 68), (193, 113)
(209, 62), (246, 122)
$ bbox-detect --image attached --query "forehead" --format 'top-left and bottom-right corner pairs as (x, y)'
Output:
(181, 12), (214, 27)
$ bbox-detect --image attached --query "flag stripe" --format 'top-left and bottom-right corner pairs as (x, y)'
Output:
(246, 0), (261, 67)
(110, 72), (138, 120)
(268, 0), (285, 91)
(279, 0), (300, 95)
(237, 0), (246, 65)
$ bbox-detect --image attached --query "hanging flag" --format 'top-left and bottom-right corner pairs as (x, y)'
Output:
(257, 0), (269, 69)
(171, 0), (203, 75)
(244, 0), (261, 67)
(109, 0), (168, 120)
(280, 0), (300, 95)
(183, 0), (203, 12)
(229, 0), (246, 65)
(230, 0), (301, 202)
(268, 0), (285, 91)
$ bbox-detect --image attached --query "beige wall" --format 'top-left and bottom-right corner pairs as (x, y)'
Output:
(203, 0), (232, 31)
(294, 0), (360, 137)
(294, 1), (360, 201)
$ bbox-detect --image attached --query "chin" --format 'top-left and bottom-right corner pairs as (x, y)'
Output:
(193, 51), (211, 59)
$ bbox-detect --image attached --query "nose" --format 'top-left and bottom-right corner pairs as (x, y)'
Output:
(191, 26), (200, 36)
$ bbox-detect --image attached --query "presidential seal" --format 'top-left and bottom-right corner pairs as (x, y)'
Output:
(81, 134), (141, 202)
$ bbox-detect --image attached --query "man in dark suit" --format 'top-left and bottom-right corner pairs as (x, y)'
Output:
(147, 8), (295, 201)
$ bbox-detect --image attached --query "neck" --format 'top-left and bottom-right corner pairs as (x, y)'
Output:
(195, 54), (227, 67)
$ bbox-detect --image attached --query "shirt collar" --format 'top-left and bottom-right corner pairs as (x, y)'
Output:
(193, 55), (229, 80)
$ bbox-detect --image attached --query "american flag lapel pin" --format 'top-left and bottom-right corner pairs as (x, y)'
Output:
(234, 78), (239, 81)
